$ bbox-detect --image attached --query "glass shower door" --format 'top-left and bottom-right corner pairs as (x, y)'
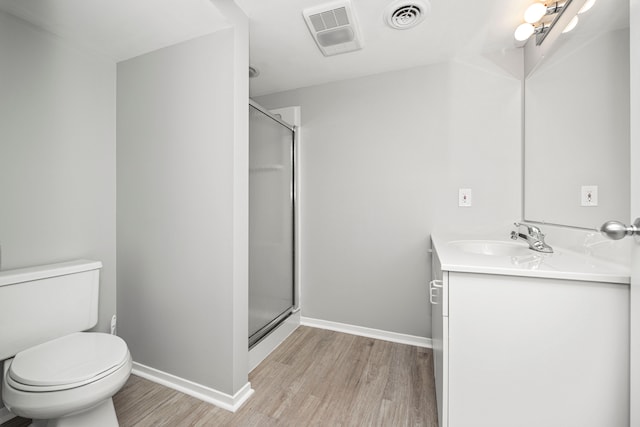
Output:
(249, 101), (295, 348)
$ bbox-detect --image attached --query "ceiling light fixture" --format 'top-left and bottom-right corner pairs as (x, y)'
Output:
(514, 0), (593, 45)
(524, 2), (563, 23)
(514, 22), (549, 42)
(524, 3), (546, 23)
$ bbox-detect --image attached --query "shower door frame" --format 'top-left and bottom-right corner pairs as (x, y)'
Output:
(248, 99), (297, 349)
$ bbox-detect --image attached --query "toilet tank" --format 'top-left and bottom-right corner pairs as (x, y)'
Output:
(0, 259), (102, 361)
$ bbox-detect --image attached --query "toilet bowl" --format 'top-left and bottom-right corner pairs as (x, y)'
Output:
(0, 260), (132, 426)
(2, 332), (132, 425)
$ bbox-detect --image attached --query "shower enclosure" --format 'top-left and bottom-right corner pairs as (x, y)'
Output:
(248, 100), (296, 348)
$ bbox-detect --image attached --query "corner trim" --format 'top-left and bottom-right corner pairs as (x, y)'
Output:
(300, 316), (432, 348)
(0, 407), (15, 424)
(131, 363), (254, 413)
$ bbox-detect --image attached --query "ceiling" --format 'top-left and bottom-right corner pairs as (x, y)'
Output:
(0, 0), (230, 62)
(0, 0), (625, 96)
(236, 0), (534, 96)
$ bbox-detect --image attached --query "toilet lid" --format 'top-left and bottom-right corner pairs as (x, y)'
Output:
(9, 332), (129, 389)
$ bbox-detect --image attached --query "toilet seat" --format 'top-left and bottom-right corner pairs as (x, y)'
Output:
(3, 351), (132, 422)
(7, 332), (129, 393)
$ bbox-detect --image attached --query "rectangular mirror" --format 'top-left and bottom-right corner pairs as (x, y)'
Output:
(523, 0), (630, 229)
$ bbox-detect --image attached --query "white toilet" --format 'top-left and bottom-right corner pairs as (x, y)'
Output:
(0, 260), (132, 426)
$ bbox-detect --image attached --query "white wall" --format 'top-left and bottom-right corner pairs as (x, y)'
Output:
(256, 56), (522, 337)
(0, 11), (116, 413)
(117, 29), (248, 396)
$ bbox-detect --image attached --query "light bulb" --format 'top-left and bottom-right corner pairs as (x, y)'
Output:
(524, 3), (547, 24)
(579, 0), (596, 14)
(514, 23), (535, 41)
(563, 15), (579, 33)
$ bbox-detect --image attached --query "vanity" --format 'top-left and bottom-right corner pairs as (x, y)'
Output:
(430, 232), (630, 427)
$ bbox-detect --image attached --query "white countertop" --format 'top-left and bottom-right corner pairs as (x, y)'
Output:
(431, 232), (630, 284)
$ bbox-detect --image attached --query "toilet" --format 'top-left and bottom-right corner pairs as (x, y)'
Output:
(0, 260), (132, 426)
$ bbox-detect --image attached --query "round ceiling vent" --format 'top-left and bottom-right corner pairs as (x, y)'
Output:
(385, 0), (430, 30)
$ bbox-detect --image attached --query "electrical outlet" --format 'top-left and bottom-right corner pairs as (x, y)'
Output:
(581, 185), (598, 206)
(459, 188), (472, 207)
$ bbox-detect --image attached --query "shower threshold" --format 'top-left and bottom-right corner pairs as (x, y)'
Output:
(249, 306), (294, 349)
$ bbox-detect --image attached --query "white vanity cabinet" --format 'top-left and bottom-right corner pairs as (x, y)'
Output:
(430, 245), (630, 427)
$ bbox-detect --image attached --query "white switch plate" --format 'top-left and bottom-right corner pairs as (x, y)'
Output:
(459, 188), (472, 207)
(581, 185), (598, 206)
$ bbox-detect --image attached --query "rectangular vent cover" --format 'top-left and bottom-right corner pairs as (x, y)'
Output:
(309, 7), (349, 31)
(302, 1), (363, 57)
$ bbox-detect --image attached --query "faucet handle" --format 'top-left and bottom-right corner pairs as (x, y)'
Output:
(514, 222), (542, 237)
(512, 222), (553, 253)
(529, 225), (543, 238)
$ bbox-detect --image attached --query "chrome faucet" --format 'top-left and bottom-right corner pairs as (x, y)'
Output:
(510, 222), (553, 253)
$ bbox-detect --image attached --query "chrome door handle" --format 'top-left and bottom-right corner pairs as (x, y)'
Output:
(429, 280), (443, 304)
(600, 218), (640, 240)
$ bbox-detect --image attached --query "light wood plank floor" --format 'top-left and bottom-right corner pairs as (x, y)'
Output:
(2, 326), (438, 426)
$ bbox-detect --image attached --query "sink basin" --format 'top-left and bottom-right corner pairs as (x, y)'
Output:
(448, 240), (532, 257)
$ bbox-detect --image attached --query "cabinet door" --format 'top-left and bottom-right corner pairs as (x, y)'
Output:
(447, 272), (629, 427)
(431, 249), (448, 427)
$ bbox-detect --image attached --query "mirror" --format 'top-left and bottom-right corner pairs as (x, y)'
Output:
(523, 0), (630, 229)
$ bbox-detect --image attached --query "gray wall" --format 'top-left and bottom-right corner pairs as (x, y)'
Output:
(0, 11), (116, 411)
(256, 57), (522, 337)
(0, 11), (117, 339)
(211, 0), (251, 394)
(117, 29), (247, 395)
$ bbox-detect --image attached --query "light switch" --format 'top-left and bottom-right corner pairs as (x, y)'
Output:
(581, 185), (598, 206)
(459, 188), (472, 207)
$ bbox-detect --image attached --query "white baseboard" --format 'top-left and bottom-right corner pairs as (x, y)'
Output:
(300, 316), (432, 348)
(132, 363), (254, 413)
(0, 407), (15, 424)
(249, 310), (300, 372)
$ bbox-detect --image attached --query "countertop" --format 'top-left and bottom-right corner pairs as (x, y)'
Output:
(431, 232), (630, 284)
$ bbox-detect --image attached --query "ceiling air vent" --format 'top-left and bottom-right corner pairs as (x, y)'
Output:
(385, 0), (430, 30)
(302, 1), (363, 57)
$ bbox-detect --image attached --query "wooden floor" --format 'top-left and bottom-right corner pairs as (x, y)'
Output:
(2, 326), (438, 426)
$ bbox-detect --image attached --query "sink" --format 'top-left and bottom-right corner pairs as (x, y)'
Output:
(448, 240), (532, 257)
